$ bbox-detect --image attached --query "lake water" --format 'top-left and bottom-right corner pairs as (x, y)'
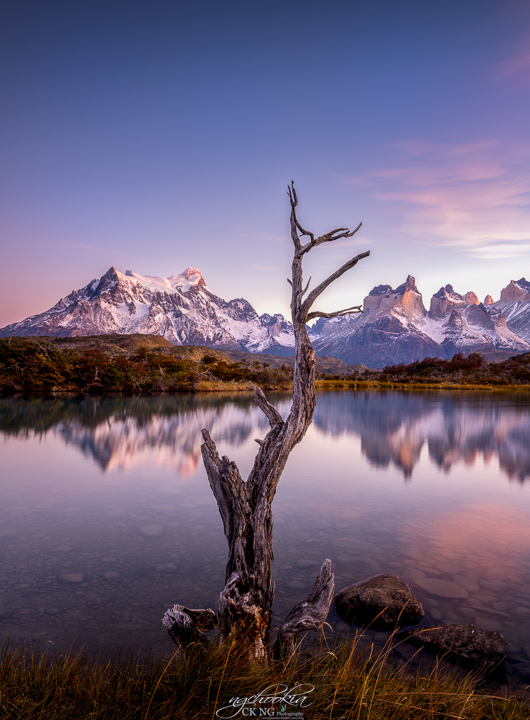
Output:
(1, 390), (530, 686)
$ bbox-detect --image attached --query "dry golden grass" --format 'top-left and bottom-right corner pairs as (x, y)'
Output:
(1, 630), (528, 720)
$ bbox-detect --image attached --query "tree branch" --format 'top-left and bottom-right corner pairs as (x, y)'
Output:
(299, 222), (363, 256)
(302, 250), (370, 320)
(307, 305), (363, 322)
(252, 384), (283, 428)
(162, 604), (217, 651)
(288, 182), (304, 253)
(275, 559), (335, 659)
(200, 429), (248, 540)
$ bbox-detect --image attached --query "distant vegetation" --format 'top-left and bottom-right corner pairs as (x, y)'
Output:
(2, 337), (530, 395)
(371, 351), (530, 387)
(0, 338), (293, 395)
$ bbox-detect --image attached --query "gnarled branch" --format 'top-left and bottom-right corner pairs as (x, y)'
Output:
(275, 559), (335, 659)
(252, 384), (283, 428)
(302, 250), (370, 321)
(162, 605), (217, 652)
(307, 305), (363, 322)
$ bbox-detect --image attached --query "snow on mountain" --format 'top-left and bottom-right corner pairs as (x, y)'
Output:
(0, 266), (295, 354)
(2, 266), (530, 367)
(312, 277), (530, 367)
(311, 276), (442, 367)
(492, 278), (530, 343)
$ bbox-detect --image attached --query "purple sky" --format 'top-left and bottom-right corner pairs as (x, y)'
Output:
(1, 0), (530, 327)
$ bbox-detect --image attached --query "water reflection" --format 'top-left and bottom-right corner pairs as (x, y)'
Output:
(2, 391), (530, 687)
(312, 391), (530, 481)
(2, 392), (530, 481)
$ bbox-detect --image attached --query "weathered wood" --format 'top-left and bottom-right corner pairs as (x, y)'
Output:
(276, 559), (335, 659)
(162, 604), (217, 651)
(164, 185), (369, 659)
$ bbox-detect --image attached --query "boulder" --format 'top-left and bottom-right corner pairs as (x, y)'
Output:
(335, 574), (424, 630)
(403, 623), (508, 671)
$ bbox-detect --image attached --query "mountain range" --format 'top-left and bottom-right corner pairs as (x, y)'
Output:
(2, 266), (530, 368)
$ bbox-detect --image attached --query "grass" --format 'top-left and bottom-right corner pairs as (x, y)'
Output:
(315, 379), (530, 392)
(1, 630), (528, 720)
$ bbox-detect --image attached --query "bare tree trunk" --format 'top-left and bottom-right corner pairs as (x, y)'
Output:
(164, 184), (369, 659)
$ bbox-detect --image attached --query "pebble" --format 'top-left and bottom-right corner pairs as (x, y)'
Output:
(513, 606), (530, 617)
(467, 605), (511, 620)
(453, 574), (480, 593)
(60, 573), (84, 583)
(413, 578), (469, 599)
(296, 559), (316, 568)
(138, 525), (165, 537)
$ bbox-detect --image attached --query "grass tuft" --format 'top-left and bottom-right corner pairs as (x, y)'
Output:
(0, 632), (528, 719)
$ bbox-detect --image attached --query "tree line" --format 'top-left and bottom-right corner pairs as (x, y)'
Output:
(0, 338), (294, 395)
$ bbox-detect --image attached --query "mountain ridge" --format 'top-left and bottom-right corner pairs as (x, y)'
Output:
(2, 266), (530, 367)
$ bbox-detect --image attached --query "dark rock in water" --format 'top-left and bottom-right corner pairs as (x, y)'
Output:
(402, 623), (508, 671)
(334, 574), (424, 630)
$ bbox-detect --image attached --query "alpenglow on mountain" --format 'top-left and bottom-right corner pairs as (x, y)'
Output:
(0, 267), (295, 355)
(2, 267), (530, 367)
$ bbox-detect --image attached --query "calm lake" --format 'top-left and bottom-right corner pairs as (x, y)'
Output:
(1, 390), (530, 685)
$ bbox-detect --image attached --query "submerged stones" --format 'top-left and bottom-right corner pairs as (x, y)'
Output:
(336, 573), (509, 672)
(402, 623), (509, 671)
(413, 577), (469, 599)
(138, 525), (165, 537)
(335, 574), (424, 630)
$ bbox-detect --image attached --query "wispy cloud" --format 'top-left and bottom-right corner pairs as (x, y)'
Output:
(368, 141), (530, 259)
(60, 240), (115, 253)
(496, 49), (530, 81)
(251, 264), (279, 271)
(492, 2), (530, 86)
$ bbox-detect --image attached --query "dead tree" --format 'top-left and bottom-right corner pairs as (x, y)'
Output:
(163, 183), (370, 659)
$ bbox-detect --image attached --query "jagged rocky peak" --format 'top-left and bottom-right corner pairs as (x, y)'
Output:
(428, 284), (478, 320)
(368, 284), (393, 297)
(183, 267), (206, 286)
(395, 275), (420, 295)
(463, 291), (479, 305)
(363, 275), (425, 319)
(500, 278), (530, 303)
(484, 295), (494, 306)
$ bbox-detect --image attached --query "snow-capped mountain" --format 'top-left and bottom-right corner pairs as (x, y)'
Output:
(493, 278), (530, 343)
(0, 266), (295, 354)
(311, 276), (530, 367)
(2, 266), (530, 367)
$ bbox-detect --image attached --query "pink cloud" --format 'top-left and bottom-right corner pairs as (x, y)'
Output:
(369, 140), (530, 258)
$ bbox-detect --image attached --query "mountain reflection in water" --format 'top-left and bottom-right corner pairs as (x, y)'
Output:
(2, 391), (530, 481)
(2, 391), (530, 689)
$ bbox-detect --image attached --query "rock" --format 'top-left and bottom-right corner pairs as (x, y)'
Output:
(60, 573), (84, 583)
(413, 578), (468, 598)
(138, 525), (165, 537)
(335, 574), (424, 630)
(403, 623), (508, 671)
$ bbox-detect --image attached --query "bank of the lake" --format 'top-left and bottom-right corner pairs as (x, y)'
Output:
(3, 337), (530, 395)
(2, 631), (529, 720)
